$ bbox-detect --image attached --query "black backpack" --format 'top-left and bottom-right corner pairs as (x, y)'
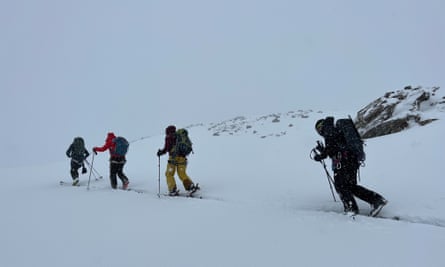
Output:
(71, 137), (86, 160)
(335, 116), (366, 164)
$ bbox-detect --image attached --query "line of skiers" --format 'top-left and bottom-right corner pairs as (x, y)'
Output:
(66, 118), (387, 217)
(66, 125), (197, 195)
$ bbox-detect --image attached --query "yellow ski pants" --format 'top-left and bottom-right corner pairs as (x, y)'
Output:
(165, 156), (194, 192)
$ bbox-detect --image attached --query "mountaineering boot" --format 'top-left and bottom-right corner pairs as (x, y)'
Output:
(187, 183), (195, 191)
(344, 207), (358, 217)
(169, 187), (179, 196)
(186, 183), (200, 197)
(345, 211), (358, 218)
(342, 200), (358, 216)
(123, 180), (129, 190)
(187, 183), (200, 193)
(370, 198), (388, 217)
(72, 178), (79, 186)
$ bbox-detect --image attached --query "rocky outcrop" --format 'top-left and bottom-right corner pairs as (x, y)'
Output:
(355, 86), (443, 139)
(183, 86), (443, 140)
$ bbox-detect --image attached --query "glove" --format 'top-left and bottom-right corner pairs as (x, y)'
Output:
(82, 167), (87, 174)
(93, 148), (98, 155)
(157, 149), (162, 157)
(315, 141), (325, 153)
(313, 154), (324, 162)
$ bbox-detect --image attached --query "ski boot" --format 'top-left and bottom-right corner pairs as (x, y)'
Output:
(169, 187), (179, 196)
(186, 183), (200, 196)
(123, 180), (129, 190)
(370, 198), (388, 217)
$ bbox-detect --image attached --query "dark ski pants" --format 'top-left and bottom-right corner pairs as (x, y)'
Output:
(70, 160), (82, 180)
(109, 160), (129, 189)
(334, 167), (383, 213)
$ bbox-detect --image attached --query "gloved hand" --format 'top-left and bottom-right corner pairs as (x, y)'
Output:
(157, 149), (162, 157)
(315, 141), (325, 153)
(82, 167), (87, 174)
(93, 148), (98, 155)
(313, 154), (324, 162)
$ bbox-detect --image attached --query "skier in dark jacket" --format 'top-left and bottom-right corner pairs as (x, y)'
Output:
(313, 117), (387, 216)
(93, 132), (130, 190)
(66, 137), (90, 186)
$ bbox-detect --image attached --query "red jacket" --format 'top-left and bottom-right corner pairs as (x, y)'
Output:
(94, 132), (121, 158)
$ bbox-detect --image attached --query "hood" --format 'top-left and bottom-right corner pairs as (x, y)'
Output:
(106, 132), (116, 141)
(166, 125), (176, 135)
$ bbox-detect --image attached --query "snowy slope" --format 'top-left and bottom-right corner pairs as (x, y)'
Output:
(1, 109), (444, 267)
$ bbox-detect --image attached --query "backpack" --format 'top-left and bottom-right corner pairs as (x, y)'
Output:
(173, 129), (193, 156)
(71, 137), (86, 159)
(113, 136), (129, 156)
(335, 116), (366, 164)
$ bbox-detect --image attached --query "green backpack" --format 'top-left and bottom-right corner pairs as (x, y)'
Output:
(173, 129), (193, 156)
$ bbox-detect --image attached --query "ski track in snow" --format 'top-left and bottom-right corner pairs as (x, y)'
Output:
(60, 180), (445, 229)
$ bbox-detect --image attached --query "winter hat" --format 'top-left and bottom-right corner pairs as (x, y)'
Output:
(166, 125), (176, 135)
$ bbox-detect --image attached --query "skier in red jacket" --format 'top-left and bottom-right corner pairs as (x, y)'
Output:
(93, 132), (130, 190)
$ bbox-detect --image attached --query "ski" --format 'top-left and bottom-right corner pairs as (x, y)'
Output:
(331, 211), (444, 227)
(317, 209), (400, 222)
(59, 180), (80, 187)
(346, 213), (400, 221)
(163, 183), (202, 198)
(378, 215), (401, 221)
(163, 192), (203, 199)
(59, 177), (102, 187)
(125, 188), (145, 194)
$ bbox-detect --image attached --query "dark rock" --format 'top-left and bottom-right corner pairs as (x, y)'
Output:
(356, 86), (443, 139)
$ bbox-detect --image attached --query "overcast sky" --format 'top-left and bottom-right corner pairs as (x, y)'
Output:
(1, 0), (444, 167)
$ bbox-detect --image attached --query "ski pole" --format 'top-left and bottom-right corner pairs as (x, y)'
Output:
(87, 153), (95, 190)
(320, 159), (337, 202)
(85, 159), (103, 179)
(157, 155), (161, 198)
(84, 160), (98, 180)
(310, 144), (337, 202)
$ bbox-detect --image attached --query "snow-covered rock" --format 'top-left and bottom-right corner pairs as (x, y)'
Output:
(206, 110), (316, 138)
(355, 86), (444, 138)
(180, 86), (444, 141)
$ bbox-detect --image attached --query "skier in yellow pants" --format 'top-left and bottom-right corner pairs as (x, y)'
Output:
(165, 156), (194, 194)
(157, 125), (197, 195)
